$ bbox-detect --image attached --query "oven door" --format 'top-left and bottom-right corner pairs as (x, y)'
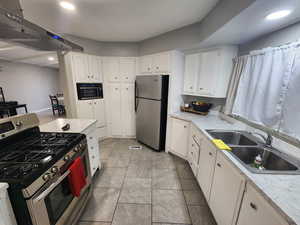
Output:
(27, 155), (91, 225)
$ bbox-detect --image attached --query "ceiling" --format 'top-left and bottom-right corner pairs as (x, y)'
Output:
(0, 41), (59, 68)
(20, 0), (219, 42)
(199, 0), (300, 48)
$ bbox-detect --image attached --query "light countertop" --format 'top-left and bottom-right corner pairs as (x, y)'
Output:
(39, 118), (97, 133)
(170, 111), (300, 225)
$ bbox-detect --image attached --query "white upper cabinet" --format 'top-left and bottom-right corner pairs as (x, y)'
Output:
(183, 46), (238, 98)
(140, 55), (153, 74)
(103, 58), (120, 82)
(183, 54), (200, 93)
(71, 53), (103, 83)
(119, 58), (136, 82)
(88, 56), (103, 82)
(153, 52), (170, 74)
(138, 52), (171, 75)
(197, 50), (220, 96)
(237, 183), (289, 225)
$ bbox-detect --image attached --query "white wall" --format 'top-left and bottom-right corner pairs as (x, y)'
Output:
(239, 21), (300, 55)
(0, 60), (60, 113)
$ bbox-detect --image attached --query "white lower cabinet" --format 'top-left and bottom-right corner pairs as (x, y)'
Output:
(187, 125), (202, 177)
(77, 99), (106, 129)
(169, 118), (190, 158)
(197, 137), (217, 200)
(209, 152), (246, 225)
(237, 183), (289, 225)
(84, 125), (101, 177)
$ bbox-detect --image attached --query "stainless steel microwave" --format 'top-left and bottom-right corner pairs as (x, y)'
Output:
(76, 83), (103, 100)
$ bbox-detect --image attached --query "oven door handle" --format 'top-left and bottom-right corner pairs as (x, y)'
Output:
(33, 170), (71, 203)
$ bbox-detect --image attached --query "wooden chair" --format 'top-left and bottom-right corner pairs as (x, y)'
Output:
(49, 95), (65, 116)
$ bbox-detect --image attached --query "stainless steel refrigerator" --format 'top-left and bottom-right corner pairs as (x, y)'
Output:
(135, 75), (169, 151)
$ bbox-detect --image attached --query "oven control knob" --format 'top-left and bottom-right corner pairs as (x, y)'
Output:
(43, 173), (51, 181)
(74, 147), (79, 152)
(51, 166), (59, 174)
(64, 155), (70, 161)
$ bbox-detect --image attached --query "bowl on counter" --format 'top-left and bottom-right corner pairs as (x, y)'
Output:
(191, 102), (212, 112)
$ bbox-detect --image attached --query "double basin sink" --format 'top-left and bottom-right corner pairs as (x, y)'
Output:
(206, 130), (300, 175)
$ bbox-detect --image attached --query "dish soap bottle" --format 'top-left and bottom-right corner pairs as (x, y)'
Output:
(253, 154), (262, 169)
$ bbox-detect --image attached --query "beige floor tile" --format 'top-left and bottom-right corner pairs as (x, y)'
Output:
(152, 168), (181, 190)
(78, 222), (111, 225)
(188, 205), (217, 225)
(152, 189), (191, 224)
(119, 188), (151, 204)
(112, 204), (151, 225)
(123, 178), (151, 189)
(81, 188), (120, 222)
(183, 190), (207, 205)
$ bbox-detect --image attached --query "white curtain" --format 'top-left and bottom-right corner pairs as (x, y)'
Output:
(232, 43), (298, 130)
(223, 56), (248, 115)
(280, 49), (300, 139)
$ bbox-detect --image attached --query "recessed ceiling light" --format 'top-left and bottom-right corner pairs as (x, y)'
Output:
(59, 1), (76, 11)
(266, 10), (291, 20)
(48, 57), (55, 61)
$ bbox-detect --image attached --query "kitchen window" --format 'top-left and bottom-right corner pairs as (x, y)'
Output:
(227, 41), (300, 142)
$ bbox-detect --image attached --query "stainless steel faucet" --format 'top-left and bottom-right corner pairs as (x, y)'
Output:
(251, 132), (273, 146)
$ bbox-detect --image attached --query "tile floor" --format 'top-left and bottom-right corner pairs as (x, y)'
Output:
(78, 139), (217, 225)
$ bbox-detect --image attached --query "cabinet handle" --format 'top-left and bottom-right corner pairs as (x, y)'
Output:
(115, 88), (118, 90)
(94, 102), (96, 105)
(156, 66), (159, 69)
(147, 68), (150, 71)
(126, 88), (129, 90)
(126, 77), (128, 79)
(217, 163), (221, 167)
(199, 88), (204, 90)
(192, 144), (194, 147)
(115, 77), (118, 79)
(209, 152), (213, 156)
(91, 147), (94, 149)
(190, 86), (193, 89)
(89, 137), (93, 139)
(250, 202), (257, 210)
(184, 125), (187, 128)
(92, 156), (95, 159)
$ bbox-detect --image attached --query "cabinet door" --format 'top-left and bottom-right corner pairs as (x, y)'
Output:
(209, 152), (245, 225)
(120, 58), (136, 82)
(72, 53), (89, 82)
(139, 55), (153, 74)
(197, 50), (220, 96)
(87, 130), (100, 176)
(121, 83), (135, 137)
(170, 118), (190, 158)
(153, 52), (170, 74)
(183, 54), (200, 93)
(77, 100), (94, 119)
(103, 58), (120, 82)
(197, 138), (217, 200)
(109, 83), (122, 136)
(237, 184), (288, 225)
(93, 99), (106, 128)
(88, 56), (103, 82)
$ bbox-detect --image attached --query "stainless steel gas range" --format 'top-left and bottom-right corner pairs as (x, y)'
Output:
(0, 114), (92, 225)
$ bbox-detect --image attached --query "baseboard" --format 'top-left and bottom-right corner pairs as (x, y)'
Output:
(33, 108), (51, 113)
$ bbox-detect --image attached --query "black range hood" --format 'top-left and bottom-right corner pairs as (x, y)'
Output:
(0, 0), (83, 52)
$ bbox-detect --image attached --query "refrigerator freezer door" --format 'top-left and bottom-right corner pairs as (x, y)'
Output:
(136, 75), (162, 100)
(136, 98), (161, 150)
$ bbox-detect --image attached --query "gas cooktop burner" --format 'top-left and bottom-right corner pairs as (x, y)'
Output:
(0, 130), (85, 186)
(0, 163), (41, 179)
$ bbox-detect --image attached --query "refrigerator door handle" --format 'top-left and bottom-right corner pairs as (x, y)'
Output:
(135, 81), (139, 112)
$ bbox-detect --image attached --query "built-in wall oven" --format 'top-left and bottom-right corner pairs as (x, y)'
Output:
(77, 83), (103, 100)
(25, 140), (91, 225)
